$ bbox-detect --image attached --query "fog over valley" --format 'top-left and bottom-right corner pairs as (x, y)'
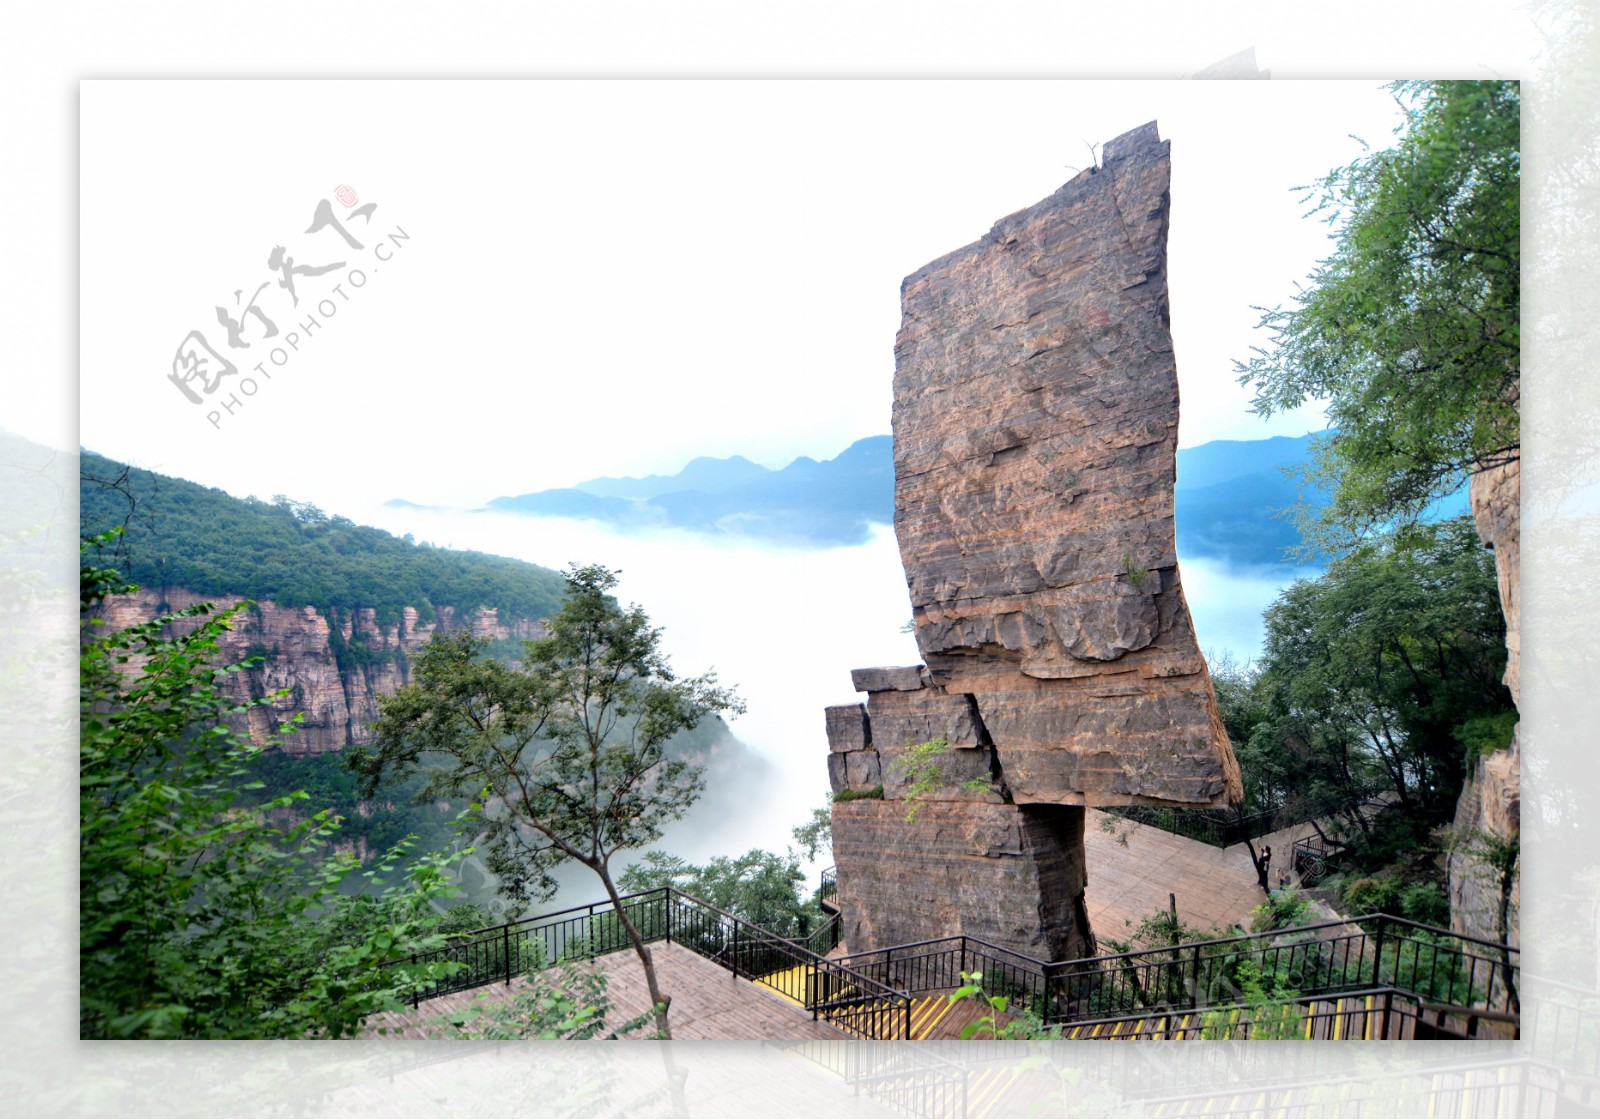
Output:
(361, 500), (1308, 903)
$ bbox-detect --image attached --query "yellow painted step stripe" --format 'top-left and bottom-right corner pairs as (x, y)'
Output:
(909, 996), (956, 1040)
(755, 964), (816, 1007)
(968, 1067), (1020, 1118)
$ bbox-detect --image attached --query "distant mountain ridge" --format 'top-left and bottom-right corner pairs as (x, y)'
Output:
(1175, 432), (1331, 566)
(433, 430), (1467, 567)
(484, 435), (894, 546)
(1175, 433), (1327, 492)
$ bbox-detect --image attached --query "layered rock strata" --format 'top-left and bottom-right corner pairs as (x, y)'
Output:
(101, 588), (544, 755)
(828, 122), (1239, 962)
(1449, 458), (1520, 962)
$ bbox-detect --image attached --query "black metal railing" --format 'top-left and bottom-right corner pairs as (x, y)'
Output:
(776, 1041), (974, 1116)
(402, 890), (672, 1005)
(831, 914), (1517, 1036)
(801, 912), (842, 955)
(391, 886), (910, 1038)
(391, 886), (1517, 1042)
(661, 889), (910, 1038)
(831, 935), (1056, 1020)
(1104, 804), (1285, 849)
(1048, 913), (1517, 1032)
(1105, 796), (1391, 851)
(819, 865), (837, 904)
(1062, 986), (1421, 1040)
(1292, 834), (1344, 885)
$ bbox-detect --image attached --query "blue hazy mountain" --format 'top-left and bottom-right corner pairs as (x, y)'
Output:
(1175, 433), (1326, 492)
(568, 455), (776, 501)
(1175, 433), (1331, 566)
(1173, 431), (1468, 565)
(486, 435), (895, 546)
(468, 430), (1466, 564)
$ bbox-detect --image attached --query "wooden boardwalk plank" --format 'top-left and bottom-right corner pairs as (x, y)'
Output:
(364, 941), (847, 1041)
(354, 797), (1428, 1047)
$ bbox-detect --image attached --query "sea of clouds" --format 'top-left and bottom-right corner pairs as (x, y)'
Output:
(361, 503), (1310, 905)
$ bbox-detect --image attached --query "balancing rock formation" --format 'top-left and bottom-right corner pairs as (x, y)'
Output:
(827, 122), (1241, 963)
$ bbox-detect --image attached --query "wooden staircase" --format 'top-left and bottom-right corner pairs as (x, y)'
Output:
(1057, 990), (1421, 1041)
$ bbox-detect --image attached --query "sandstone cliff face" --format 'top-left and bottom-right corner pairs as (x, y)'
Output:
(828, 123), (1237, 962)
(1449, 458), (1520, 955)
(102, 588), (545, 755)
(891, 122), (1239, 811)
(831, 798), (1091, 962)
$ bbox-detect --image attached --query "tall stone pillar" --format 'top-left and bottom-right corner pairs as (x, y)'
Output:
(827, 122), (1240, 963)
(1448, 457), (1520, 972)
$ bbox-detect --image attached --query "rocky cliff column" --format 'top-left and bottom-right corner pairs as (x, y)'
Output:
(828, 122), (1240, 963)
(1449, 457), (1520, 968)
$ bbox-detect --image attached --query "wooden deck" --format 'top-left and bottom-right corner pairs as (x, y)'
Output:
(361, 806), (1362, 1044)
(364, 941), (847, 1041)
(1083, 808), (1318, 939)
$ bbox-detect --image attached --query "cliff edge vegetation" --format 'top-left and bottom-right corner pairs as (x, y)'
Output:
(82, 449), (566, 626)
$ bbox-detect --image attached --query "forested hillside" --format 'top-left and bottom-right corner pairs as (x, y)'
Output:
(81, 449), (566, 623)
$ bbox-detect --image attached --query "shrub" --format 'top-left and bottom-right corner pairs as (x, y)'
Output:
(1342, 875), (1403, 915)
(1457, 710), (1518, 760)
(833, 785), (884, 803)
(1250, 887), (1313, 932)
(1399, 882), (1450, 927)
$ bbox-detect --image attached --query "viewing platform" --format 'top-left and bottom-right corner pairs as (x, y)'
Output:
(365, 941), (848, 1041)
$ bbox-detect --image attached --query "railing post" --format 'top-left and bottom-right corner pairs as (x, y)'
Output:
(1372, 915), (1386, 990)
(665, 889), (673, 945)
(731, 923), (739, 980)
(1191, 944), (1203, 1010)
(1042, 963), (1055, 1024)
(504, 923), (512, 987)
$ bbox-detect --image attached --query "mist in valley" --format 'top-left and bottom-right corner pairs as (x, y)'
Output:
(361, 502), (1304, 915)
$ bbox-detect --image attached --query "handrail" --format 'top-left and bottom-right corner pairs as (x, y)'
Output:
(829, 911), (1518, 972)
(1416, 999), (1520, 1024)
(385, 889), (1518, 1039)
(825, 912), (1517, 1034)
(1105, 795), (1393, 850)
(391, 884), (912, 1037)
(1056, 985), (1445, 1041)
(831, 932), (1050, 969)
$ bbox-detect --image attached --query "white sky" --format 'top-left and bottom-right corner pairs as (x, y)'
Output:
(79, 80), (1405, 513)
(76, 79), (1422, 869)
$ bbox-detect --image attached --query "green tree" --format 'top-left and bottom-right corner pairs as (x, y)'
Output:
(79, 539), (461, 1039)
(1248, 517), (1512, 827)
(790, 801), (833, 863)
(1237, 80), (1519, 546)
(349, 563), (743, 1040)
(1208, 652), (1281, 817)
(618, 848), (824, 941)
